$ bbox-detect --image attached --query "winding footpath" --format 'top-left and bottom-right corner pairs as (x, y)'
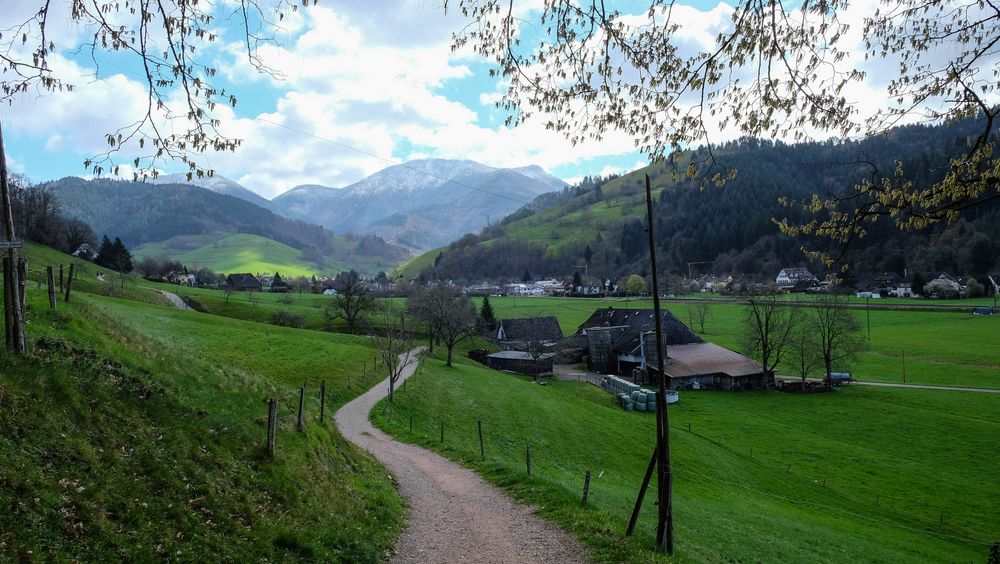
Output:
(159, 290), (191, 311)
(335, 349), (588, 563)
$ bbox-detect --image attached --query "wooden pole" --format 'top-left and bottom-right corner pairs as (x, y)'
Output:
(297, 385), (306, 432)
(644, 174), (673, 553)
(3, 256), (12, 349)
(0, 119), (26, 354)
(319, 380), (326, 423)
(409, 415), (413, 433)
(478, 420), (485, 459)
(582, 470), (592, 505)
(440, 421), (444, 443)
(59, 264), (63, 292)
(64, 263), (75, 303)
(16, 257), (25, 319)
(266, 398), (277, 457)
(46, 266), (56, 311)
(626, 446), (658, 537)
(526, 443), (532, 476)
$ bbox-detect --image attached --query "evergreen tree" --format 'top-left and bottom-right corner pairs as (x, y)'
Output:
(110, 237), (134, 273)
(95, 235), (114, 269)
(583, 245), (593, 263)
(572, 271), (583, 289)
(480, 295), (497, 333)
(522, 269), (532, 283)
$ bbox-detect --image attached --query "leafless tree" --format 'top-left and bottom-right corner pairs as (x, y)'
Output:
(2, 1), (310, 179)
(408, 285), (477, 367)
(807, 295), (868, 382)
(326, 271), (376, 332)
(62, 217), (96, 255)
(367, 303), (416, 405)
(688, 302), (711, 334)
(742, 288), (800, 382)
(787, 324), (823, 389)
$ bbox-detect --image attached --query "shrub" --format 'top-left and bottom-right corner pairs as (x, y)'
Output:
(267, 309), (305, 328)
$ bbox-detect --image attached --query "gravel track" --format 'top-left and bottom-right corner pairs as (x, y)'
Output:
(335, 349), (589, 563)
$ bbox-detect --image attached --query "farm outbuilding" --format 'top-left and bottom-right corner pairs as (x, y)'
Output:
(495, 316), (563, 344)
(578, 307), (764, 391)
(484, 350), (555, 376)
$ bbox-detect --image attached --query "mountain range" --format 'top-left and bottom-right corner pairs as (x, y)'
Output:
(44, 177), (410, 275)
(269, 159), (566, 251)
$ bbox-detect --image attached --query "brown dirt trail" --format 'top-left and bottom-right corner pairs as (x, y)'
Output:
(335, 349), (588, 563)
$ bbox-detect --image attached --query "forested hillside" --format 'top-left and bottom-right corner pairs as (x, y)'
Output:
(44, 177), (411, 273)
(413, 119), (1000, 284)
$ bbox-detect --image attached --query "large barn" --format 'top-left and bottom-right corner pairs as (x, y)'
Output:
(577, 307), (765, 391)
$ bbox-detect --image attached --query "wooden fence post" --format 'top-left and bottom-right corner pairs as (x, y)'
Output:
(440, 421), (444, 443)
(3, 256), (12, 349)
(16, 257), (26, 318)
(266, 398), (277, 458)
(297, 385), (306, 432)
(319, 380), (326, 423)
(409, 415), (413, 433)
(478, 420), (484, 459)
(526, 443), (532, 476)
(64, 263), (75, 303)
(46, 266), (56, 311)
(59, 264), (63, 292)
(582, 470), (592, 505)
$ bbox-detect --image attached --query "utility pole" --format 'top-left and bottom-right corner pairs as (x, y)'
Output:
(866, 296), (871, 340)
(627, 174), (674, 554)
(0, 118), (26, 354)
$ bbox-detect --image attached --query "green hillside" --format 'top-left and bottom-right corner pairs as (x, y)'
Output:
(374, 342), (1000, 562)
(403, 120), (1000, 283)
(134, 233), (341, 277)
(1, 245), (404, 560)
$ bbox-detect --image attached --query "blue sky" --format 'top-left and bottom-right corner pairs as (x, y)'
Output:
(0, 1), (917, 199)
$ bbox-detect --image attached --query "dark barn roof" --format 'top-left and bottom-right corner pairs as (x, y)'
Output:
(497, 316), (564, 342)
(576, 307), (703, 346)
(227, 273), (262, 289)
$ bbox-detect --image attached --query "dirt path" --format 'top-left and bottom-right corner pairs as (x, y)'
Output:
(336, 350), (588, 564)
(159, 290), (191, 311)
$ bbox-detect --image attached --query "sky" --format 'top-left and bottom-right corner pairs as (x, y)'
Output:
(0, 1), (987, 200)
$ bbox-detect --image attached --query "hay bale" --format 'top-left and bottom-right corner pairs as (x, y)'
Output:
(635, 402), (646, 412)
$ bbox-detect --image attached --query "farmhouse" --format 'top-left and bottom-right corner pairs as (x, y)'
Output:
(226, 273), (262, 292)
(776, 267), (817, 288)
(578, 307), (764, 391)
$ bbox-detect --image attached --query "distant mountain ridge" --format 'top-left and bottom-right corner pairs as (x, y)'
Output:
(149, 173), (272, 208)
(44, 177), (410, 275)
(269, 159), (567, 251)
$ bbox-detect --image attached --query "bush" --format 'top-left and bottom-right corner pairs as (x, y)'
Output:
(267, 309), (305, 328)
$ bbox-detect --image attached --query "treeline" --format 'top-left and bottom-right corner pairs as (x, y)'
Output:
(7, 175), (97, 255)
(422, 118), (1000, 284)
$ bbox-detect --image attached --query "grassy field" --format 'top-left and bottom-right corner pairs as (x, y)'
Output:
(476, 295), (1000, 389)
(2, 247), (405, 561)
(373, 343), (1000, 562)
(134, 232), (331, 277)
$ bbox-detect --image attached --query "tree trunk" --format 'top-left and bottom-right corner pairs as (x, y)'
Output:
(446, 344), (454, 367)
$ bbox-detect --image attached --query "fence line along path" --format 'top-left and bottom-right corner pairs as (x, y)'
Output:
(335, 348), (588, 564)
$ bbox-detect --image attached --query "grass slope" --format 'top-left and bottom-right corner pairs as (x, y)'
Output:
(134, 232), (337, 277)
(2, 246), (405, 561)
(373, 343), (1000, 562)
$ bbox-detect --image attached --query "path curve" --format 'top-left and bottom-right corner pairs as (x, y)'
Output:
(159, 290), (191, 311)
(335, 349), (588, 564)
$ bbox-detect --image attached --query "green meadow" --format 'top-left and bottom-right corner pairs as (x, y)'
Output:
(134, 232), (330, 277)
(2, 245), (404, 560)
(374, 342), (1000, 562)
